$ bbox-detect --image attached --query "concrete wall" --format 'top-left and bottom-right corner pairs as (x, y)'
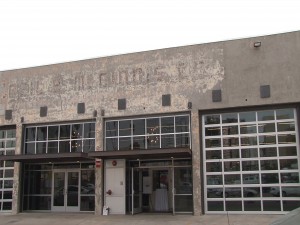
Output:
(1, 31), (300, 215)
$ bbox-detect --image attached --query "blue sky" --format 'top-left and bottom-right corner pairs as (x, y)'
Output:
(0, 0), (299, 71)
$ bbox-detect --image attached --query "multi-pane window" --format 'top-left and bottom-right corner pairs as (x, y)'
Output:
(105, 115), (190, 151)
(0, 128), (16, 211)
(203, 108), (300, 213)
(24, 122), (95, 154)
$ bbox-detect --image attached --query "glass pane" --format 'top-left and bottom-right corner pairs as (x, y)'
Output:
(83, 139), (95, 152)
(279, 146), (297, 156)
(239, 112), (256, 122)
(278, 134), (296, 144)
(281, 173), (299, 183)
(222, 126), (238, 135)
(281, 186), (300, 197)
(60, 125), (70, 140)
(71, 140), (83, 152)
(205, 138), (221, 148)
(29, 171), (52, 194)
(48, 141), (58, 154)
(222, 113), (238, 123)
(263, 201), (281, 211)
(204, 115), (220, 125)
(119, 137), (131, 150)
(207, 175), (223, 185)
(243, 174), (259, 184)
(242, 161), (259, 171)
(243, 187), (260, 197)
(224, 174), (240, 184)
(81, 170), (95, 194)
(283, 201), (300, 211)
(174, 195), (193, 212)
(225, 201), (242, 211)
(280, 159), (298, 170)
(84, 123), (95, 138)
(132, 136), (145, 150)
(175, 116), (189, 132)
(147, 135), (160, 149)
(48, 126), (59, 140)
(260, 160), (278, 170)
(206, 162), (222, 172)
(106, 121), (118, 137)
(59, 141), (70, 153)
(3, 191), (12, 199)
(259, 135), (276, 145)
(261, 173), (279, 184)
(147, 118), (159, 134)
(67, 172), (79, 207)
(241, 136), (257, 146)
(206, 150), (221, 159)
(223, 149), (239, 159)
(241, 148), (258, 158)
(277, 122), (295, 132)
(25, 143), (35, 154)
(54, 172), (65, 206)
(223, 137), (239, 147)
(161, 135), (174, 148)
(119, 120), (131, 136)
(6, 130), (16, 138)
(244, 201), (261, 211)
(4, 169), (13, 178)
(80, 196), (95, 211)
(71, 124), (83, 139)
(36, 127), (47, 141)
(176, 133), (189, 148)
(207, 201), (224, 211)
(240, 124), (257, 134)
(106, 138), (118, 151)
(133, 119), (145, 135)
(205, 127), (220, 136)
(36, 142), (47, 154)
(161, 117), (174, 133)
(276, 108), (294, 120)
(207, 188), (223, 198)
(224, 161), (240, 172)
(6, 140), (16, 148)
(26, 127), (36, 141)
(23, 196), (51, 210)
(258, 123), (275, 133)
(225, 188), (241, 198)
(258, 110), (274, 121)
(174, 167), (192, 194)
(260, 147), (277, 157)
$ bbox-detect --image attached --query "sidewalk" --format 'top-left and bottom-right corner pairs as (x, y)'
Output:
(0, 213), (281, 225)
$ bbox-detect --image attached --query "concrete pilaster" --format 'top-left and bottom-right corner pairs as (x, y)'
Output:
(191, 110), (202, 215)
(95, 117), (104, 215)
(12, 123), (23, 214)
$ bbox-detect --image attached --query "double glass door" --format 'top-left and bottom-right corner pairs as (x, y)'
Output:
(52, 169), (80, 212)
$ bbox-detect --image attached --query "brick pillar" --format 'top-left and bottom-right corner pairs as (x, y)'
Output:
(95, 117), (104, 215)
(191, 110), (202, 215)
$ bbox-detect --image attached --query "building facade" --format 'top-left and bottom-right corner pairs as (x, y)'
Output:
(0, 31), (300, 215)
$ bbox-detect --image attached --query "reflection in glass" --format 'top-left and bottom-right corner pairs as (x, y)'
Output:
(47, 141), (58, 154)
(242, 161), (259, 171)
(176, 133), (190, 147)
(259, 135), (276, 145)
(205, 115), (220, 125)
(224, 161), (240, 172)
(224, 188), (241, 198)
(59, 141), (70, 153)
(84, 123), (95, 138)
(26, 128), (36, 142)
(278, 134), (296, 144)
(279, 146), (297, 156)
(206, 162), (222, 172)
(175, 116), (189, 132)
(119, 120), (131, 136)
(241, 136), (257, 146)
(147, 118), (159, 134)
(80, 196), (95, 211)
(161, 135), (174, 148)
(225, 174), (240, 184)
(225, 201), (242, 211)
(207, 175), (223, 185)
(223, 137), (239, 147)
(71, 124), (83, 139)
(277, 122), (295, 132)
(37, 127), (47, 141)
(106, 138), (118, 151)
(280, 159), (298, 170)
(261, 173), (279, 184)
(205, 127), (220, 136)
(207, 201), (223, 211)
(222, 113), (238, 123)
(81, 170), (95, 194)
(244, 201), (261, 211)
(258, 123), (275, 133)
(48, 126), (58, 140)
(147, 135), (160, 149)
(25, 143), (35, 154)
(240, 124), (257, 134)
(174, 167), (192, 194)
(276, 108), (294, 120)
(53, 172), (65, 207)
(222, 126), (238, 135)
(243, 174), (259, 184)
(133, 119), (145, 135)
(241, 148), (258, 158)
(263, 200), (281, 211)
(205, 139), (221, 148)
(161, 117), (174, 133)
(36, 142), (47, 154)
(83, 139), (95, 152)
(261, 160), (278, 170)
(260, 147), (277, 157)
(132, 137), (145, 150)
(258, 110), (274, 121)
(243, 187), (260, 197)
(223, 149), (239, 159)
(206, 150), (221, 159)
(71, 140), (82, 152)
(283, 201), (300, 211)
(174, 195), (193, 212)
(106, 121), (118, 137)
(60, 125), (70, 140)
(119, 137), (131, 150)
(239, 112), (256, 122)
(67, 172), (79, 207)
(281, 173), (299, 183)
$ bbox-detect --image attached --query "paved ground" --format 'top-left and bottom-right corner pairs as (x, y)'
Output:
(0, 213), (282, 225)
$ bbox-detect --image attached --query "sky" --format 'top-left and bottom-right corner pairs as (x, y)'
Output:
(0, 0), (299, 71)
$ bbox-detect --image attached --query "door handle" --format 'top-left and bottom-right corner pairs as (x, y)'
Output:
(106, 189), (112, 195)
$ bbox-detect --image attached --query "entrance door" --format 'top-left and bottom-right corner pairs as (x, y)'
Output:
(131, 168), (142, 215)
(52, 170), (80, 212)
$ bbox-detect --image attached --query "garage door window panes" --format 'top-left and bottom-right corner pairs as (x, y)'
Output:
(203, 108), (300, 213)
(0, 129), (15, 212)
(105, 115), (190, 151)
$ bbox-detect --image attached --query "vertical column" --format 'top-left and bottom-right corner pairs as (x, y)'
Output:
(12, 123), (22, 214)
(191, 110), (202, 215)
(94, 117), (103, 215)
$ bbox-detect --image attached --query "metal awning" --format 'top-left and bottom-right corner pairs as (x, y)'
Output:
(88, 148), (192, 160)
(0, 152), (91, 163)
